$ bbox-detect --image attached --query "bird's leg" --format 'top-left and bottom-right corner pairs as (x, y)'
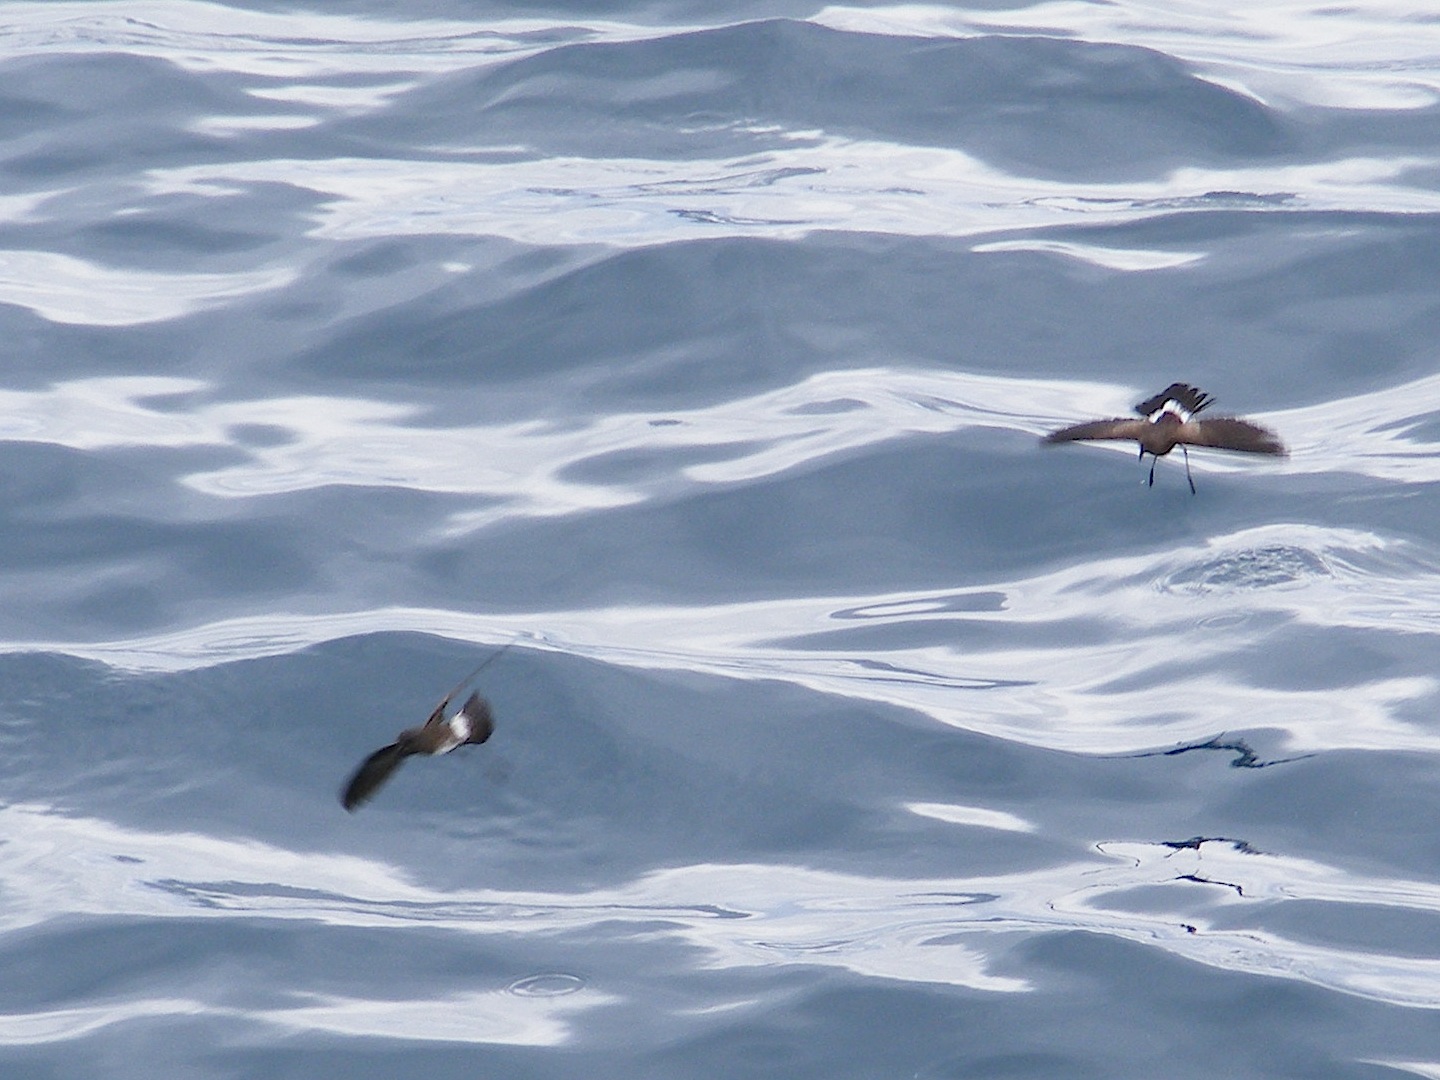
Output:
(1182, 444), (1196, 495)
(1147, 454), (1156, 487)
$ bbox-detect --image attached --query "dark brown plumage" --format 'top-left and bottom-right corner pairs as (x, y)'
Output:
(341, 650), (509, 811)
(1043, 383), (1285, 492)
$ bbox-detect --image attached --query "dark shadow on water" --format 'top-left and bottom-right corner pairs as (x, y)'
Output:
(1161, 835), (1261, 855)
(848, 656), (1034, 691)
(1129, 734), (1314, 769)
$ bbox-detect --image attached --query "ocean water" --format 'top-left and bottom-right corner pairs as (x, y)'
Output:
(3, 1), (1440, 1076)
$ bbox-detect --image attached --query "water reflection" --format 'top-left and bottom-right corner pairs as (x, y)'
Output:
(141, 144), (1440, 248)
(1134, 735), (1314, 769)
(0, 366), (1130, 537)
(7, 802), (1440, 1015)
(0, 251), (295, 326)
(6, 370), (1440, 520)
(12, 514), (1436, 757)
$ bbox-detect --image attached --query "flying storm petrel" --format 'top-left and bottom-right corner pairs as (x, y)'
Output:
(341, 648), (509, 811)
(1042, 383), (1286, 493)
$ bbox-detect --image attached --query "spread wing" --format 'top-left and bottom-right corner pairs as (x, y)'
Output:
(1180, 418), (1287, 456)
(341, 743), (411, 811)
(456, 693), (495, 745)
(422, 643), (515, 729)
(422, 669), (480, 729)
(1043, 418), (1148, 444)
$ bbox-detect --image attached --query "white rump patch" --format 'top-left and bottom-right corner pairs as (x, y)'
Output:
(446, 714), (471, 743)
(1148, 399), (1192, 424)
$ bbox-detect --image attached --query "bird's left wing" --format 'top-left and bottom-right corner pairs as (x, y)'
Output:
(341, 743), (410, 811)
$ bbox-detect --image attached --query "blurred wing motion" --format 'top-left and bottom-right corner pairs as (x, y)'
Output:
(420, 642), (513, 728)
(1043, 419), (1146, 445)
(422, 679), (468, 728)
(340, 646), (510, 812)
(341, 742), (412, 812)
(1041, 382), (1284, 493)
(1184, 417), (1287, 456)
(1042, 412), (1286, 456)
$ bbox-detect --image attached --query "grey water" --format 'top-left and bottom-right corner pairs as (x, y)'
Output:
(3, 2), (1440, 1077)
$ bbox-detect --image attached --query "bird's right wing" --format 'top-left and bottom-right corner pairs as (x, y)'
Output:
(422, 642), (516, 726)
(341, 743), (410, 811)
(1042, 419), (1145, 444)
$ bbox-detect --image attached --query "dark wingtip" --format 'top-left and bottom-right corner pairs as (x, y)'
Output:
(340, 777), (370, 812)
(340, 782), (368, 812)
(1255, 426), (1289, 457)
(340, 743), (407, 812)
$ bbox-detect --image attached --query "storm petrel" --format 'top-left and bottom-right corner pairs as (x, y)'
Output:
(341, 647), (509, 812)
(1042, 383), (1286, 493)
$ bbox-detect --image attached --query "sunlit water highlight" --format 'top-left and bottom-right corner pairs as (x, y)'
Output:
(3, 2), (1440, 1078)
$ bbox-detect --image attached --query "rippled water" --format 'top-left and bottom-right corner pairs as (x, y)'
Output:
(5, 2), (1440, 1077)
